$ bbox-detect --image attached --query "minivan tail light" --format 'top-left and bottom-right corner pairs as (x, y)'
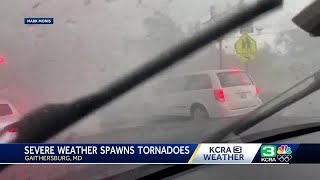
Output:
(214, 89), (225, 102)
(255, 86), (260, 95)
(231, 68), (239, 73)
(0, 57), (4, 64)
(7, 128), (16, 133)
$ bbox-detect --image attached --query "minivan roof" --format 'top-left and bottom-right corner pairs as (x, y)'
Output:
(173, 69), (246, 78)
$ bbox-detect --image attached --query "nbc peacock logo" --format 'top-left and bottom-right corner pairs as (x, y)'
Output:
(277, 145), (292, 155)
(276, 145), (293, 163)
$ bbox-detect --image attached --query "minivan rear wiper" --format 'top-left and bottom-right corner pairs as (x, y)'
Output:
(0, 0), (282, 173)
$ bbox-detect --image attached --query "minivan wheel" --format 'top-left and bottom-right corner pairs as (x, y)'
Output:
(191, 105), (209, 121)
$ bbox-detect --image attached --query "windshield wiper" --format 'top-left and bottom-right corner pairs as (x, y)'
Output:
(237, 122), (320, 143)
(121, 121), (320, 180)
(111, 119), (320, 180)
(0, 0), (282, 173)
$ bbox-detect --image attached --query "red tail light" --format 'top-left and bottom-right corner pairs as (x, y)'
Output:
(7, 128), (16, 133)
(255, 86), (260, 95)
(0, 57), (5, 64)
(231, 68), (239, 73)
(214, 89), (225, 102)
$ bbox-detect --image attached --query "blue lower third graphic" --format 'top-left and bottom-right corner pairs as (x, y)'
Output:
(25, 18), (54, 24)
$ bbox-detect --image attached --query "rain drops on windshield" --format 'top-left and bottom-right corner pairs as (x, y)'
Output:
(0, 0), (319, 179)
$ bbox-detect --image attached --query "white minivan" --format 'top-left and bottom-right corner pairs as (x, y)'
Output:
(149, 69), (263, 120)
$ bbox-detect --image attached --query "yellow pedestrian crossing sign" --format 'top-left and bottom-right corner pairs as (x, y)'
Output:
(235, 33), (257, 54)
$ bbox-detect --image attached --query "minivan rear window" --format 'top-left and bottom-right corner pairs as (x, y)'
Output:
(217, 72), (253, 88)
(0, 104), (13, 116)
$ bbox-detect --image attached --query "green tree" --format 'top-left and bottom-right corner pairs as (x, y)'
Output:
(275, 28), (320, 57)
(249, 42), (283, 96)
(274, 28), (320, 81)
(143, 11), (185, 49)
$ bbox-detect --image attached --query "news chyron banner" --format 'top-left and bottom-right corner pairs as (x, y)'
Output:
(0, 144), (317, 164)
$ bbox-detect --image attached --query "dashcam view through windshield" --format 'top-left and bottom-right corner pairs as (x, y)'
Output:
(0, 0), (320, 179)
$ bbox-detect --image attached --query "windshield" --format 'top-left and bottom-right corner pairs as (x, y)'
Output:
(0, 0), (319, 179)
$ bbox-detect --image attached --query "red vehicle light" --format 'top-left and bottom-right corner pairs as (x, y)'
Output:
(214, 89), (225, 102)
(0, 57), (5, 64)
(255, 86), (260, 95)
(7, 128), (16, 133)
(231, 68), (240, 73)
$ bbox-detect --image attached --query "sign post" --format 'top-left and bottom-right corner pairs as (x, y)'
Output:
(209, 6), (224, 69)
(236, 0), (257, 71)
(240, 23), (254, 34)
(234, 33), (257, 71)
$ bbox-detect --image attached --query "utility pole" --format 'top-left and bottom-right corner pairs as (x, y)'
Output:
(238, 0), (249, 71)
(219, 38), (223, 69)
(209, 6), (223, 69)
